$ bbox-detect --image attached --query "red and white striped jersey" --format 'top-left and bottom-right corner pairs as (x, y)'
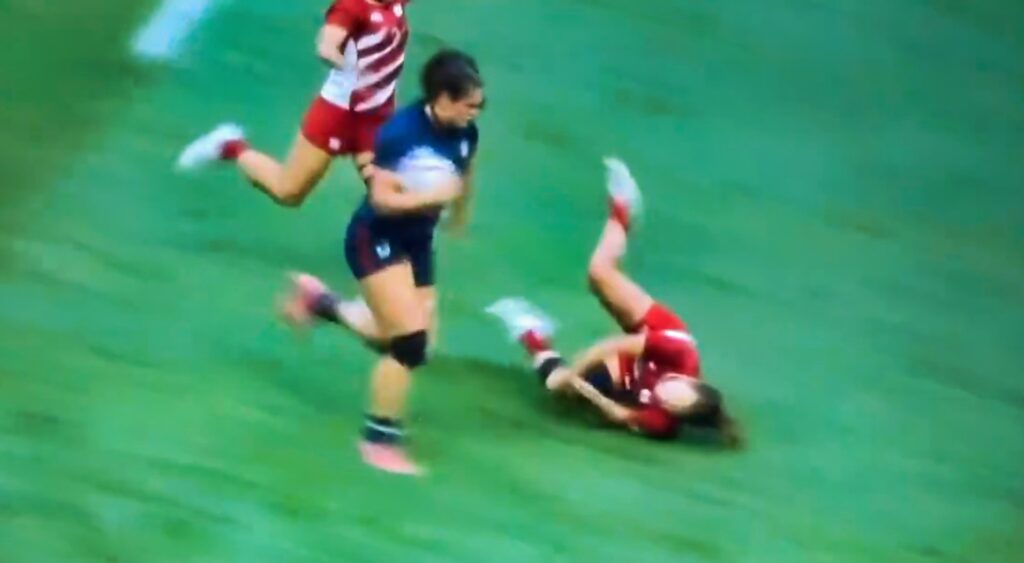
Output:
(321, 0), (410, 113)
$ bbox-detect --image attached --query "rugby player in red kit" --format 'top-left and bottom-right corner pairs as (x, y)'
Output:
(488, 159), (742, 446)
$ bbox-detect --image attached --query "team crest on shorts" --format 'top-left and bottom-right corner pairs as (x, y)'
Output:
(460, 140), (469, 158)
(393, 3), (403, 16)
(375, 241), (391, 259)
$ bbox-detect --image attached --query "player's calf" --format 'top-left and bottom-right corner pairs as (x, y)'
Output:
(586, 251), (618, 294)
(280, 273), (387, 351)
(358, 330), (429, 476)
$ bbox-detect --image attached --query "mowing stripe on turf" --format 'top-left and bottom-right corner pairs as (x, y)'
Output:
(131, 0), (218, 61)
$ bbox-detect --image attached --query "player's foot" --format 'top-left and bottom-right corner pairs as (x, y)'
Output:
(603, 156), (643, 220)
(176, 123), (246, 170)
(485, 297), (556, 342)
(279, 272), (331, 328)
(358, 441), (424, 476)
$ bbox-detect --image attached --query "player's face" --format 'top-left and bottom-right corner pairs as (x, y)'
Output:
(436, 88), (485, 128)
(653, 375), (700, 415)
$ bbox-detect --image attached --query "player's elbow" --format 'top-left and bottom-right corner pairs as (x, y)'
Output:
(545, 373), (569, 394)
(316, 42), (338, 65)
(315, 26), (345, 64)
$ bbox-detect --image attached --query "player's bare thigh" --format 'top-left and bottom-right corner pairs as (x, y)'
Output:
(417, 286), (437, 323)
(415, 285), (445, 351)
(341, 285), (434, 342)
(587, 222), (654, 331)
(280, 132), (332, 194)
(359, 262), (428, 338)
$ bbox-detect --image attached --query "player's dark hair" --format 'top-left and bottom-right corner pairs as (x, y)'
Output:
(716, 411), (744, 449)
(421, 49), (483, 102)
(679, 384), (745, 450)
(680, 383), (743, 448)
(683, 383), (722, 426)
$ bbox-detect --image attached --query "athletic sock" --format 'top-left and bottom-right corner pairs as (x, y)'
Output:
(220, 139), (250, 161)
(363, 415), (403, 445)
(609, 198), (631, 231)
(519, 329), (551, 355)
(532, 351), (564, 386)
(310, 292), (342, 324)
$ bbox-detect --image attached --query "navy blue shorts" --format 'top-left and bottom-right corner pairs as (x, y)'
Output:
(344, 214), (435, 288)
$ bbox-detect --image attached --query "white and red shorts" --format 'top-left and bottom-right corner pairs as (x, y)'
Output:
(300, 96), (392, 156)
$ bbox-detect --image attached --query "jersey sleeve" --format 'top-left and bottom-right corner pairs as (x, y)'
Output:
(372, 123), (406, 170)
(467, 124), (480, 159)
(324, 0), (363, 30)
(628, 406), (677, 439)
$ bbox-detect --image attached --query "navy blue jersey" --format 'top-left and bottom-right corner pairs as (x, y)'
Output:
(353, 101), (479, 235)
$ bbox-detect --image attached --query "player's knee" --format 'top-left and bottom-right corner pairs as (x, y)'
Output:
(388, 330), (429, 369)
(279, 193), (305, 207)
(587, 258), (612, 292)
(278, 185), (309, 207)
(277, 175), (315, 207)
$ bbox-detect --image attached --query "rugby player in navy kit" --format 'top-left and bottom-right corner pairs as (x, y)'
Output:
(280, 49), (484, 475)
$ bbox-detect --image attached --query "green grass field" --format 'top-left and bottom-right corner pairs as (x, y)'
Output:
(2, 1), (1023, 561)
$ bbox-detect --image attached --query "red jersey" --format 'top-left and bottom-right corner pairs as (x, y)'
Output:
(618, 329), (701, 438)
(321, 0), (410, 113)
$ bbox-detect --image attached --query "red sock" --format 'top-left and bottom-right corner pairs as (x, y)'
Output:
(609, 198), (631, 231)
(519, 329), (551, 356)
(220, 139), (250, 161)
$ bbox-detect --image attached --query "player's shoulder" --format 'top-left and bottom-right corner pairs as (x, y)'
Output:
(629, 406), (678, 440)
(332, 0), (367, 9)
(465, 122), (479, 144)
(374, 103), (429, 158)
(378, 103), (426, 138)
(325, 0), (368, 23)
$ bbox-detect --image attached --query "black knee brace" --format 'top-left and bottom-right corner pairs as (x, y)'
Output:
(388, 330), (428, 368)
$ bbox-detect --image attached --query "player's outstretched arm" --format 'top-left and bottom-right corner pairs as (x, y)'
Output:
(550, 334), (645, 425)
(368, 170), (464, 215)
(568, 377), (633, 425)
(316, 24), (349, 68)
(566, 334), (645, 377)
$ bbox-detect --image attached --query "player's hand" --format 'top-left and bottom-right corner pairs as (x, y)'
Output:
(443, 205), (470, 237)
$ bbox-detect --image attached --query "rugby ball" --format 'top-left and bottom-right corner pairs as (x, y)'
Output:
(394, 148), (459, 193)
